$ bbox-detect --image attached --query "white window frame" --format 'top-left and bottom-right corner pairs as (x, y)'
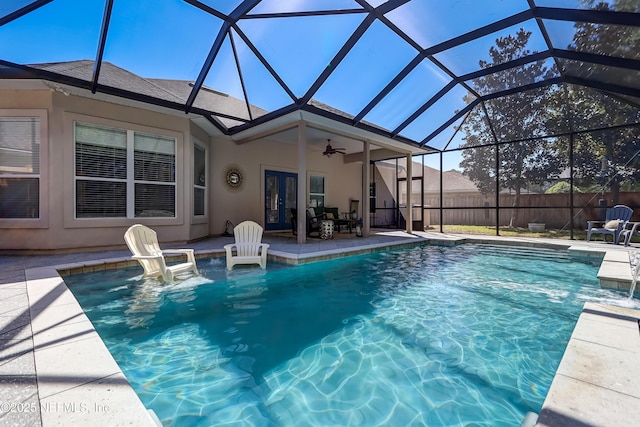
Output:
(73, 121), (177, 220)
(192, 138), (207, 220)
(309, 174), (326, 208)
(0, 109), (48, 228)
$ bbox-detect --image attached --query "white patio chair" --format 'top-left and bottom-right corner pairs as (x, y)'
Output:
(124, 224), (198, 282)
(224, 220), (270, 270)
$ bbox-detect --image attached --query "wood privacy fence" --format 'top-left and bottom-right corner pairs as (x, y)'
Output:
(421, 192), (640, 229)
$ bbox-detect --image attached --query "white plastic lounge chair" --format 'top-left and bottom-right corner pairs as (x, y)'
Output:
(224, 220), (269, 270)
(124, 224), (198, 282)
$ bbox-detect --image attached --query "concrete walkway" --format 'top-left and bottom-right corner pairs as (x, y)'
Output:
(0, 230), (638, 426)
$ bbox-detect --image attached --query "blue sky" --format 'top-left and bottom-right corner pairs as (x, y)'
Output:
(0, 0), (590, 170)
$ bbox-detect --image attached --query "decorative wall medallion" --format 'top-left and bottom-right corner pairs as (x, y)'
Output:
(224, 167), (244, 191)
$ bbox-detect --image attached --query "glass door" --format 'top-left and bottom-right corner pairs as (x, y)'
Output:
(265, 170), (297, 231)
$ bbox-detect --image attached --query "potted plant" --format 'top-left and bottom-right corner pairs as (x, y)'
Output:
(528, 220), (545, 232)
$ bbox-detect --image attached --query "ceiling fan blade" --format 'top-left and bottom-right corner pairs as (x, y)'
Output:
(322, 141), (347, 156)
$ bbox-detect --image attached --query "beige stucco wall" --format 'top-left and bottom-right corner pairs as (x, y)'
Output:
(1, 89), (364, 251)
(210, 135), (363, 235)
(1, 90), (207, 251)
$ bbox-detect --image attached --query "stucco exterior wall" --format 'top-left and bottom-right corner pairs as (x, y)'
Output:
(1, 90), (364, 251)
(209, 136), (363, 235)
(1, 90), (207, 251)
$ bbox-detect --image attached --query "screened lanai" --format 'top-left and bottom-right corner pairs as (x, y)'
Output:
(1, 0), (640, 238)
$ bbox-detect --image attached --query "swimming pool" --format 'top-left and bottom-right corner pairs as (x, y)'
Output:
(64, 244), (637, 426)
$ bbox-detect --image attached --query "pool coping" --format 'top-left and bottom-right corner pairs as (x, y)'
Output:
(17, 234), (640, 426)
(25, 266), (160, 426)
(596, 250), (637, 291)
(536, 303), (640, 427)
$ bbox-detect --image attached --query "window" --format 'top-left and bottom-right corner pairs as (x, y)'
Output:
(75, 122), (176, 218)
(0, 117), (40, 218)
(309, 175), (325, 208)
(193, 141), (206, 216)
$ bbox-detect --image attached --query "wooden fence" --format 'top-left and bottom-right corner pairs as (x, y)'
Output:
(418, 192), (640, 229)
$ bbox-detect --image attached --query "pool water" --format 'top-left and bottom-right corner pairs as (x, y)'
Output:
(65, 244), (638, 426)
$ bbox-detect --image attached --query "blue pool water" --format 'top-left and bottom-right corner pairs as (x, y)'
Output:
(65, 244), (638, 426)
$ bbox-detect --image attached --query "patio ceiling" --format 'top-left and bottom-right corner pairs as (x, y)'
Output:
(1, 0), (639, 154)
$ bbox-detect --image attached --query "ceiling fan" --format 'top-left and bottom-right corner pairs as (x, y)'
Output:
(322, 139), (346, 157)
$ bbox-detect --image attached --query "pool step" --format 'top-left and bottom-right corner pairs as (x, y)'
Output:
(471, 243), (574, 263)
(596, 250), (635, 291)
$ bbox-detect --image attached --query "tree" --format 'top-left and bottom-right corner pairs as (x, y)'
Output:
(565, 93), (640, 202)
(459, 28), (565, 227)
(545, 181), (583, 194)
(558, 0), (640, 203)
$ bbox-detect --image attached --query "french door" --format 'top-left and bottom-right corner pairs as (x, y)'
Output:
(265, 170), (297, 231)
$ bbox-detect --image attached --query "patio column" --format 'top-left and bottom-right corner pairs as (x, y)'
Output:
(297, 122), (307, 244)
(406, 153), (413, 234)
(362, 140), (370, 237)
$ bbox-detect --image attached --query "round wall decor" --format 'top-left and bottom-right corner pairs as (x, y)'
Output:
(224, 167), (244, 191)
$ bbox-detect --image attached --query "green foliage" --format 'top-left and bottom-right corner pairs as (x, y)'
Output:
(459, 17), (640, 208)
(559, 2), (640, 201)
(544, 181), (583, 194)
(459, 28), (565, 198)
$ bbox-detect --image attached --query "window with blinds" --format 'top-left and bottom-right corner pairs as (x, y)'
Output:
(133, 132), (176, 217)
(309, 175), (325, 208)
(193, 142), (206, 216)
(74, 122), (176, 218)
(0, 117), (40, 218)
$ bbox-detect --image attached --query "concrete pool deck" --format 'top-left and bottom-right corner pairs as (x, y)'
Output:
(536, 303), (640, 427)
(1, 230), (639, 426)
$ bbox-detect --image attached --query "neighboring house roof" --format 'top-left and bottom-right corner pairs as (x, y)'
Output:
(377, 160), (482, 194)
(422, 165), (536, 194)
(422, 166), (481, 193)
(443, 169), (483, 193)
